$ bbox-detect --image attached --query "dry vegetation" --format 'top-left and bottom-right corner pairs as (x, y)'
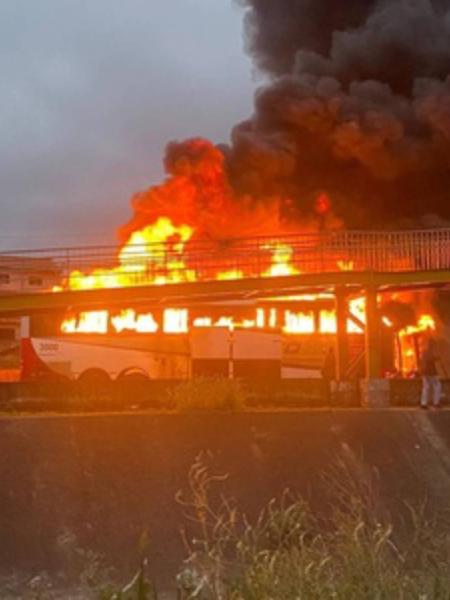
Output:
(167, 379), (247, 413)
(2, 453), (450, 599)
(172, 455), (450, 600)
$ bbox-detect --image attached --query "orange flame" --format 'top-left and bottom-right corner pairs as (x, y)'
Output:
(111, 309), (159, 334)
(61, 311), (109, 334)
(283, 311), (315, 334)
(54, 136), (436, 345)
(163, 309), (189, 334)
(67, 217), (195, 291)
(399, 314), (436, 337)
(263, 244), (299, 278)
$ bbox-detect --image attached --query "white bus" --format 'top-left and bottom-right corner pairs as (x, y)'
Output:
(20, 302), (380, 385)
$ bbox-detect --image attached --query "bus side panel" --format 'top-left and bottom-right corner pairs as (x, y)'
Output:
(21, 337), (57, 382)
(190, 329), (281, 379)
(23, 337), (190, 381)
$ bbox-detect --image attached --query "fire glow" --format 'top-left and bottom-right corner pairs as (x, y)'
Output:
(59, 302), (436, 339)
(58, 215), (436, 339)
(61, 306), (356, 336)
(54, 135), (436, 345)
(63, 220), (301, 293)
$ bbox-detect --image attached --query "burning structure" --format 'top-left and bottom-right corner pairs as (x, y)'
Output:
(34, 223), (437, 387)
(18, 0), (450, 389)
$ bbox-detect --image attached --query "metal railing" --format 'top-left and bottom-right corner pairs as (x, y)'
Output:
(1, 228), (450, 293)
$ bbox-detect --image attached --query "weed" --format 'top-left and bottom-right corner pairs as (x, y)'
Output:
(167, 379), (246, 413)
(175, 454), (450, 599)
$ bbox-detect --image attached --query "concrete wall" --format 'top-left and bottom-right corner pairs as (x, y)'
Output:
(0, 410), (449, 587)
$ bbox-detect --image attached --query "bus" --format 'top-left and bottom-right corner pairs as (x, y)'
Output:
(20, 300), (394, 385)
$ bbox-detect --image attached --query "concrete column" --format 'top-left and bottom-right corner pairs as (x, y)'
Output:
(313, 309), (321, 335)
(362, 286), (390, 408)
(228, 324), (235, 380)
(335, 287), (348, 381)
(365, 286), (381, 379)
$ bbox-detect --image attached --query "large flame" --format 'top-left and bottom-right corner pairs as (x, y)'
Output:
(395, 314), (437, 375)
(399, 314), (436, 337)
(60, 221), (437, 340)
(111, 310), (159, 334)
(56, 138), (437, 348)
(60, 138), (337, 295)
(68, 217), (195, 291)
(263, 244), (299, 278)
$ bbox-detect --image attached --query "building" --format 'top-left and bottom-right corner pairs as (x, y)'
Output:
(0, 256), (61, 380)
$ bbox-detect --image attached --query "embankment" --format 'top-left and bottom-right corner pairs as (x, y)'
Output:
(0, 409), (449, 587)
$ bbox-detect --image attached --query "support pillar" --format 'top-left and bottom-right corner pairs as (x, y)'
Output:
(335, 287), (349, 382)
(362, 286), (390, 407)
(365, 286), (381, 379)
(228, 324), (235, 380)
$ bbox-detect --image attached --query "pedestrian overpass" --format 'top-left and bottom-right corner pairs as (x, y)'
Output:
(1, 228), (450, 384)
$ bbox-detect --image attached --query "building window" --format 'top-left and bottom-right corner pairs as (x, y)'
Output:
(28, 276), (44, 287)
(0, 273), (10, 285)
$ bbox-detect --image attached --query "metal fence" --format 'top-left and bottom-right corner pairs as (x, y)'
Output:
(1, 228), (450, 293)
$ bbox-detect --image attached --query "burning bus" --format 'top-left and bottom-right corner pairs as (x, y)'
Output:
(18, 221), (439, 385)
(20, 293), (431, 385)
(15, 140), (441, 385)
(15, 218), (440, 386)
(19, 302), (350, 384)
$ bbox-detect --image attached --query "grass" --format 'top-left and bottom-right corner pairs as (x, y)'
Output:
(167, 378), (247, 413)
(3, 452), (450, 598)
(173, 454), (450, 599)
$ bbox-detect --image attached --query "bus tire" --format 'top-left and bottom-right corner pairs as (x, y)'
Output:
(78, 369), (111, 399)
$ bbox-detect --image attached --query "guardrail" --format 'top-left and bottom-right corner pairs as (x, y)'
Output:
(1, 228), (450, 293)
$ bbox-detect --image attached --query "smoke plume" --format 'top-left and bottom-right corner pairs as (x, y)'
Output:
(119, 138), (333, 244)
(230, 0), (450, 228)
(122, 0), (450, 243)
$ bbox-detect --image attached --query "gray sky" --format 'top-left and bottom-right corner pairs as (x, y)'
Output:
(0, 0), (255, 249)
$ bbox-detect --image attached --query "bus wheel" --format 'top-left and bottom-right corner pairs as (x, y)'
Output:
(78, 369), (111, 400)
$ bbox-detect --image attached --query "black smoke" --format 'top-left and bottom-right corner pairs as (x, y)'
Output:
(229, 0), (450, 228)
(240, 0), (379, 77)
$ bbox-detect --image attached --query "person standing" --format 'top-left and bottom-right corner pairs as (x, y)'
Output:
(420, 338), (442, 409)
